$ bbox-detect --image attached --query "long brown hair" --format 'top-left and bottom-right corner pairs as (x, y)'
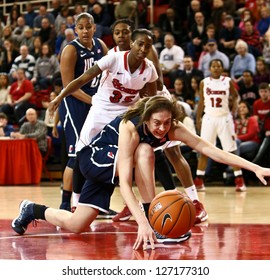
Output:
(122, 95), (181, 126)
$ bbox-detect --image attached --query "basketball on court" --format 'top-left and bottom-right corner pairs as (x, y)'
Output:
(148, 189), (196, 238)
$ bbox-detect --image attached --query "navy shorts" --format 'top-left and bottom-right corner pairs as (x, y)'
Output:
(77, 145), (118, 212)
(59, 96), (91, 157)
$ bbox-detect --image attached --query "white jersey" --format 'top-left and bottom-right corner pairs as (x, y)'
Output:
(92, 51), (157, 112)
(203, 76), (231, 117)
(76, 51), (158, 152)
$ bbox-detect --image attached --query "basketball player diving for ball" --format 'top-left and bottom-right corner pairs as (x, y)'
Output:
(12, 95), (270, 250)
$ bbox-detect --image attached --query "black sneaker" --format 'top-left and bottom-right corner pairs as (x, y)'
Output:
(96, 209), (118, 219)
(59, 202), (71, 212)
(11, 200), (35, 235)
(155, 231), (192, 243)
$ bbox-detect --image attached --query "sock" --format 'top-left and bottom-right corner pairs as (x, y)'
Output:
(61, 190), (72, 203)
(196, 170), (205, 177)
(142, 203), (150, 219)
(33, 204), (48, 220)
(234, 170), (243, 177)
(72, 192), (80, 207)
(154, 149), (176, 190)
(184, 185), (199, 201)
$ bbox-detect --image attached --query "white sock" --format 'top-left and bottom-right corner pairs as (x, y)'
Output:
(72, 192), (80, 207)
(234, 170), (243, 177)
(196, 170), (205, 176)
(184, 185), (199, 201)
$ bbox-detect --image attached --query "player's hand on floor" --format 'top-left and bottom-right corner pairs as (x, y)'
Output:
(133, 223), (156, 250)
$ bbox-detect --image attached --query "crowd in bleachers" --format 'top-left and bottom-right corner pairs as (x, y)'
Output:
(0, 0), (269, 181)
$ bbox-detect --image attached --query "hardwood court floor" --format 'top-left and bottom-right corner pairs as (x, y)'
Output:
(0, 183), (270, 260)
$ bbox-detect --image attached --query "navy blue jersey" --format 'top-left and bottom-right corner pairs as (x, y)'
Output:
(59, 38), (105, 157)
(69, 38), (104, 96)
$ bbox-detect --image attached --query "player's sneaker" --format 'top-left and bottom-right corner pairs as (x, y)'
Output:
(194, 177), (206, 192)
(96, 209), (118, 219)
(11, 200), (35, 235)
(193, 200), (208, 224)
(155, 231), (192, 243)
(59, 202), (71, 212)
(112, 205), (132, 222)
(235, 176), (247, 192)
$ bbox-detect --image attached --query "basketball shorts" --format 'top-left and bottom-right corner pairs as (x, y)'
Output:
(200, 113), (237, 152)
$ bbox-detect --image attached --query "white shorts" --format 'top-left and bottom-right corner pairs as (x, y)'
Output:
(200, 113), (237, 152)
(76, 106), (121, 153)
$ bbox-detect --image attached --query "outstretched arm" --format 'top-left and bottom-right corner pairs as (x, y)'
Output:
(48, 64), (102, 115)
(169, 122), (270, 185)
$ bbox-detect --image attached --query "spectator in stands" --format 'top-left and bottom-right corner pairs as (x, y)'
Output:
(114, 0), (137, 24)
(11, 108), (47, 155)
(0, 25), (14, 47)
(38, 17), (57, 53)
(170, 0), (193, 24)
(31, 42), (60, 91)
(262, 28), (270, 64)
(54, 5), (71, 34)
(235, 100), (261, 160)
(230, 39), (256, 83)
(238, 8), (257, 32)
(29, 36), (42, 60)
(44, 90), (62, 162)
(33, 4), (55, 35)
(9, 45), (36, 82)
(186, 11), (208, 61)
(252, 82), (270, 166)
(186, 0), (202, 32)
(90, 2), (113, 38)
(51, 0), (63, 19)
(253, 56), (270, 86)
(0, 112), (14, 136)
(12, 16), (30, 49)
(24, 2), (38, 28)
(20, 27), (35, 49)
(211, 0), (227, 31)
(55, 22), (67, 58)
(87, 0), (101, 14)
(237, 70), (259, 107)
(159, 33), (185, 88)
(201, 23), (219, 50)
(219, 14), (241, 61)
(66, 15), (75, 31)
(157, 7), (187, 47)
(240, 19), (263, 58)
(190, 75), (203, 116)
(73, 3), (86, 20)
(6, 5), (21, 31)
(0, 39), (20, 74)
(57, 28), (76, 60)
(151, 26), (164, 56)
(1, 68), (36, 123)
(257, 6), (270, 37)
(171, 77), (190, 103)
(172, 55), (204, 94)
(0, 73), (11, 112)
(199, 39), (230, 77)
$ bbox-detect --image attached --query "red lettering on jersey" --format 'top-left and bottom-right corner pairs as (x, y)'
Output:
(112, 79), (139, 95)
(206, 87), (226, 95)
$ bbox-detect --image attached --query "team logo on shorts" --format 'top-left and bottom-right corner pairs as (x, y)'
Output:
(107, 151), (114, 159)
(69, 145), (73, 153)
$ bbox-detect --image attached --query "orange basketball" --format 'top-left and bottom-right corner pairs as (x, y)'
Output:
(148, 189), (196, 238)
